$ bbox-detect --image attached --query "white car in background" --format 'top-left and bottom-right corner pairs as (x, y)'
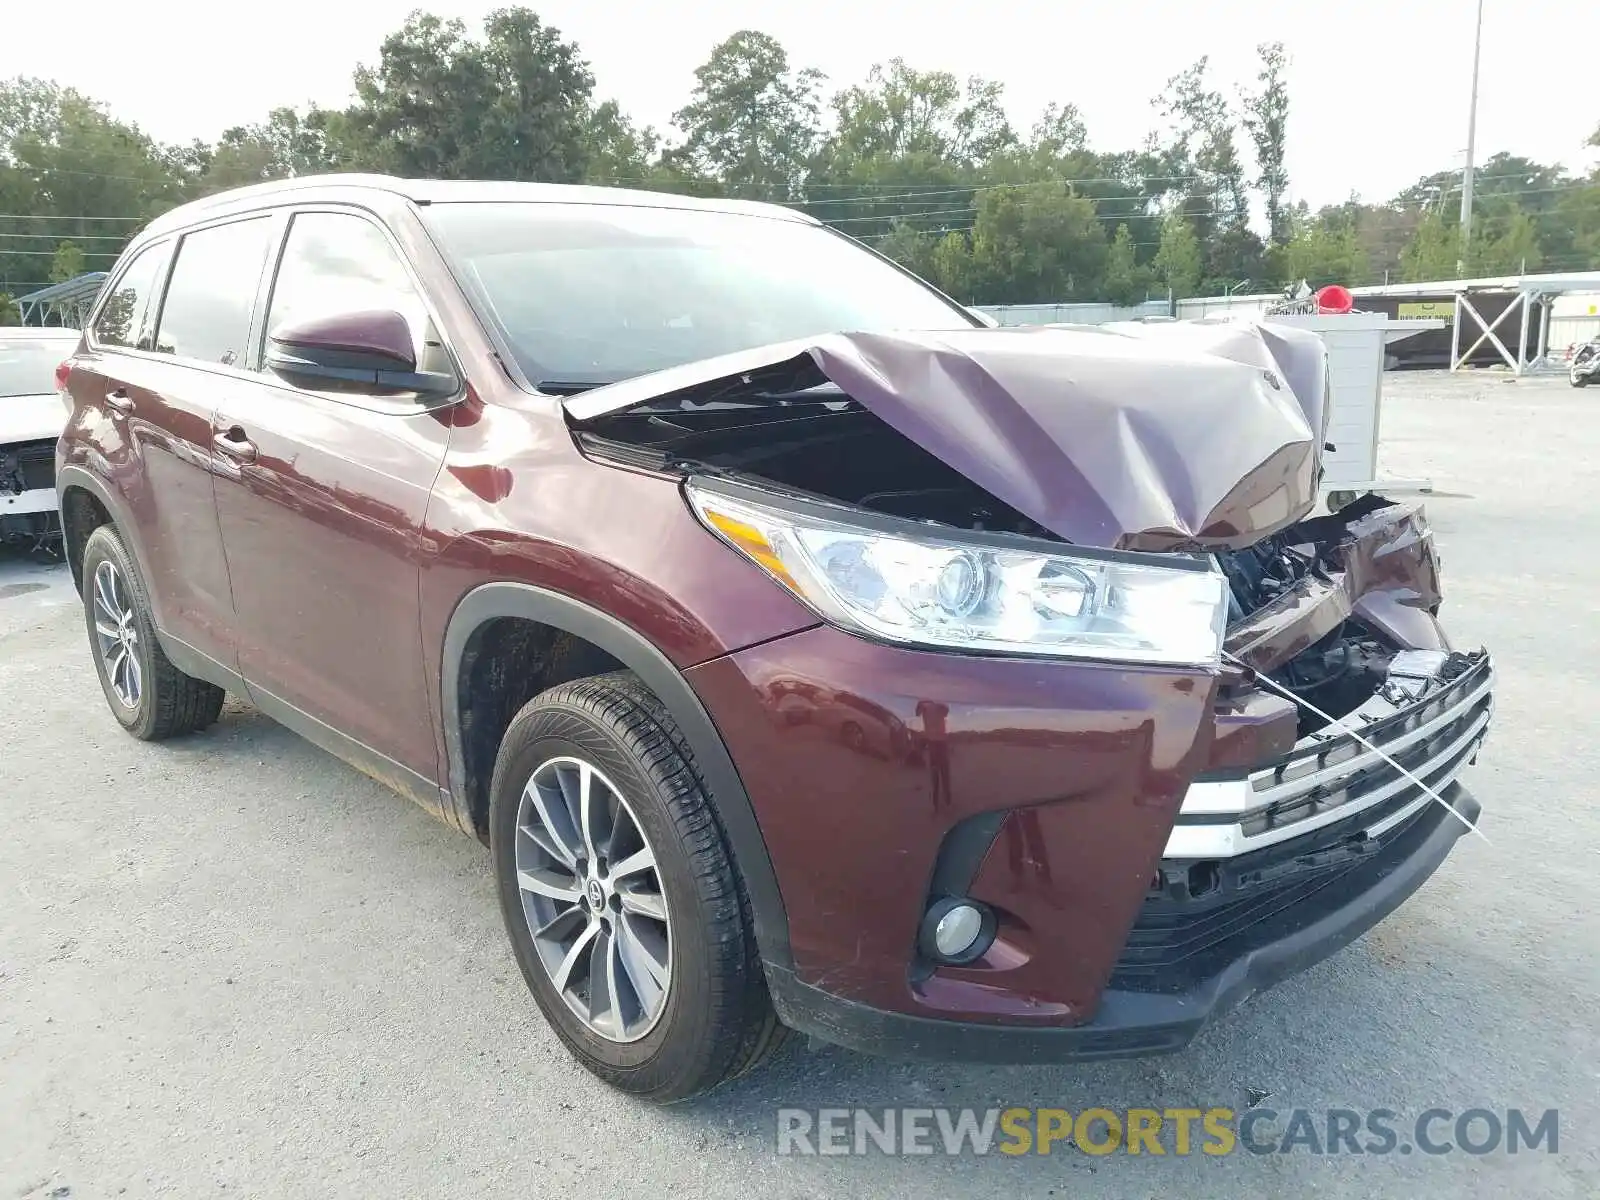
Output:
(1, 326), (80, 551)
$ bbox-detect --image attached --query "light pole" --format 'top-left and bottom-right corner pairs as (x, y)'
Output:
(1458, 0), (1484, 275)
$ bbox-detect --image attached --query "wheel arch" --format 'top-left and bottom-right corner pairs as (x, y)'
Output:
(57, 465), (139, 597)
(441, 581), (792, 972)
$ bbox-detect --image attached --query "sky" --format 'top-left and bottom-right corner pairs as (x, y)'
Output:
(3, 0), (1596, 208)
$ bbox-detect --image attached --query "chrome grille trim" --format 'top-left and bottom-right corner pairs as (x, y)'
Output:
(1165, 656), (1493, 859)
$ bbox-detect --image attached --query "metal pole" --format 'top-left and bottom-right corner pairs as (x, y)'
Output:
(1458, 0), (1484, 274)
(1516, 289), (1531, 376)
(1450, 293), (1463, 371)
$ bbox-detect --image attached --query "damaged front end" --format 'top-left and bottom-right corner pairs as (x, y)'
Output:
(566, 322), (1329, 553)
(568, 323), (1488, 798)
(1116, 493), (1493, 994)
(567, 320), (1491, 1033)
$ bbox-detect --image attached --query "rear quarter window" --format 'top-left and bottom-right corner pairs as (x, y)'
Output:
(92, 241), (171, 350)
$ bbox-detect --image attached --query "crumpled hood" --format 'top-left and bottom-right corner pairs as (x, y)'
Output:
(0, 392), (66, 446)
(566, 320), (1328, 552)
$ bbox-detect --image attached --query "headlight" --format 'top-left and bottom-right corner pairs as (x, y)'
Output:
(686, 480), (1228, 667)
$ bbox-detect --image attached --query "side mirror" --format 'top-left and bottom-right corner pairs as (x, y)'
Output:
(265, 309), (456, 400)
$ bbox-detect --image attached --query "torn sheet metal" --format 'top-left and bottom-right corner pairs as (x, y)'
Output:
(1225, 502), (1446, 674)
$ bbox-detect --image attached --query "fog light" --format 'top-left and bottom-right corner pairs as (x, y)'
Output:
(935, 905), (983, 956)
(919, 897), (995, 965)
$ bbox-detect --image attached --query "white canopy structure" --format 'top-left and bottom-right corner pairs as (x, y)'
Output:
(1355, 272), (1600, 376)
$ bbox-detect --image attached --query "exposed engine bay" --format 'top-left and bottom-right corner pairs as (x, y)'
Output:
(566, 323), (1330, 553)
(570, 323), (1444, 741)
(576, 379), (1057, 541)
(581, 391), (1437, 736)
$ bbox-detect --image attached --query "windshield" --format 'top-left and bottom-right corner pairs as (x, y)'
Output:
(0, 337), (68, 399)
(421, 201), (975, 389)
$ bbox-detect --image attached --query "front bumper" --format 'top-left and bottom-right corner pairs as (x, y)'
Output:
(1, 487), (58, 517)
(687, 610), (1490, 1055)
(766, 784), (1477, 1061)
(2, 438), (60, 535)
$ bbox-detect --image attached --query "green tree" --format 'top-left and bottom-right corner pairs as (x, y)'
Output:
(874, 220), (941, 282)
(0, 292), (19, 325)
(1153, 58), (1260, 287)
(1400, 209), (1459, 281)
(1152, 211), (1202, 297)
(1240, 42), (1290, 246)
(1101, 223), (1150, 305)
(342, 8), (596, 181)
(1398, 151), (1575, 270)
(823, 60), (1014, 169)
(805, 60), (1016, 244)
(929, 231), (976, 299)
(1469, 205), (1542, 274)
(1282, 214), (1364, 287)
(966, 182), (1106, 303)
(671, 31), (822, 201)
(48, 240), (85, 282)
(0, 79), (180, 292)
(192, 107), (342, 194)
(582, 100), (660, 186)
(1552, 183), (1600, 271)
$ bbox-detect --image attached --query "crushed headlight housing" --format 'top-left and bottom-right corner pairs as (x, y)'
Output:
(686, 480), (1227, 667)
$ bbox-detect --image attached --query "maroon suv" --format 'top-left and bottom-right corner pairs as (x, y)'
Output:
(56, 176), (1493, 1101)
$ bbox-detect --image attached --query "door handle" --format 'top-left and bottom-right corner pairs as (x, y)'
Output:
(216, 425), (258, 463)
(105, 388), (134, 415)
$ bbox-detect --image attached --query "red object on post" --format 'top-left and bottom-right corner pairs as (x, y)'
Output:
(1315, 284), (1354, 314)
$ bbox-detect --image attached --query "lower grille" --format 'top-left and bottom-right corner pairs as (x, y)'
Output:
(1112, 796), (1456, 993)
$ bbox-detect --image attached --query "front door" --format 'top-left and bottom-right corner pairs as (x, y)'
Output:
(210, 208), (457, 791)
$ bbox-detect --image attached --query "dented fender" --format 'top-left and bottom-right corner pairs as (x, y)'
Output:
(1225, 502), (1447, 672)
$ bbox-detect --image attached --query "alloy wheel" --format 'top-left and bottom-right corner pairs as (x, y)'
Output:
(514, 756), (672, 1042)
(91, 559), (142, 710)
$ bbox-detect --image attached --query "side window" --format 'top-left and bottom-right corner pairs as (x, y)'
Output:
(263, 212), (443, 372)
(93, 242), (170, 350)
(153, 217), (274, 367)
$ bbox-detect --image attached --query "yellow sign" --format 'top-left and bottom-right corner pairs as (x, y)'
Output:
(1398, 301), (1454, 322)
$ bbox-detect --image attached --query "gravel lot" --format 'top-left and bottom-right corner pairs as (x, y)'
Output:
(3, 369), (1597, 1198)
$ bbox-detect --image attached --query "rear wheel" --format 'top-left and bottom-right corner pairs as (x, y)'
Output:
(80, 525), (225, 740)
(489, 672), (784, 1101)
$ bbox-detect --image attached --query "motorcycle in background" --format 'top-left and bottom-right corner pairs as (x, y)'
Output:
(1572, 340), (1600, 388)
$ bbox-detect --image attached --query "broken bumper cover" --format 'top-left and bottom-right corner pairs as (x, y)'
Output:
(1165, 651), (1493, 860)
(767, 784), (1478, 1062)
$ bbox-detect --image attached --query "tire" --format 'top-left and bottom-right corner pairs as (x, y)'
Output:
(1573, 376), (1590, 388)
(489, 671), (785, 1101)
(81, 524), (225, 740)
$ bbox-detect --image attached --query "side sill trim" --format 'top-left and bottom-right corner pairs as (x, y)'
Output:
(158, 627), (449, 824)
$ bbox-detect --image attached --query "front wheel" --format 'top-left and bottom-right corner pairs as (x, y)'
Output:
(489, 672), (784, 1101)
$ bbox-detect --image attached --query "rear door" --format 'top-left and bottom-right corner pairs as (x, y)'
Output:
(210, 207), (458, 790)
(70, 219), (276, 669)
